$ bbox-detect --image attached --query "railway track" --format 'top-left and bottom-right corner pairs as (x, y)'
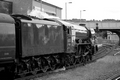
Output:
(14, 44), (116, 80)
(94, 44), (117, 59)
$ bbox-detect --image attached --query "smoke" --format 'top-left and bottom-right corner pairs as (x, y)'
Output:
(27, 9), (49, 18)
(27, 9), (60, 19)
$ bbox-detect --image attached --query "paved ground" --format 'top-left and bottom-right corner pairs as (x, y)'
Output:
(34, 47), (120, 80)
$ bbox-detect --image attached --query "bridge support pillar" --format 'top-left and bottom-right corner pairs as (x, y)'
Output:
(112, 31), (120, 46)
(117, 34), (120, 46)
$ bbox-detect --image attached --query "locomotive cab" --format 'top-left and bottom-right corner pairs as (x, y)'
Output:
(0, 13), (16, 66)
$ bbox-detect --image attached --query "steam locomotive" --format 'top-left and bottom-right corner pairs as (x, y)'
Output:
(0, 13), (97, 79)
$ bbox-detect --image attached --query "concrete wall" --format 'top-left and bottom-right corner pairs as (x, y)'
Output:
(6, 0), (32, 15)
(5, 0), (62, 18)
(56, 8), (61, 18)
(32, 0), (62, 18)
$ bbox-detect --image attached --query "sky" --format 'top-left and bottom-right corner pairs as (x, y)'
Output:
(42, 0), (120, 20)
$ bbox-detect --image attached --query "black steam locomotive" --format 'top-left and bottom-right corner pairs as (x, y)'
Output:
(0, 13), (97, 79)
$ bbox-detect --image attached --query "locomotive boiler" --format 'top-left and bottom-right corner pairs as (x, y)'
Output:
(0, 13), (96, 79)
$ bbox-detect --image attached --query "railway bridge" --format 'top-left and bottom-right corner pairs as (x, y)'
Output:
(69, 21), (120, 45)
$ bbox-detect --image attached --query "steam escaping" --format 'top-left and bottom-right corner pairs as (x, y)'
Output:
(90, 28), (95, 34)
(27, 9), (60, 19)
(27, 9), (49, 18)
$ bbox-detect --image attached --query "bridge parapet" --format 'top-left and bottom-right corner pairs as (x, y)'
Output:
(69, 21), (120, 30)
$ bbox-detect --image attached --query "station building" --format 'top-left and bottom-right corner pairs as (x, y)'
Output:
(0, 0), (62, 18)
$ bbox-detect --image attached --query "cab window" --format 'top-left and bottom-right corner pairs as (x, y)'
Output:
(0, 23), (15, 47)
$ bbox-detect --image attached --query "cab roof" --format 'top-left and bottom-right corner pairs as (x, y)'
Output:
(49, 19), (87, 30)
(58, 19), (87, 31)
(21, 19), (61, 26)
(0, 13), (15, 23)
